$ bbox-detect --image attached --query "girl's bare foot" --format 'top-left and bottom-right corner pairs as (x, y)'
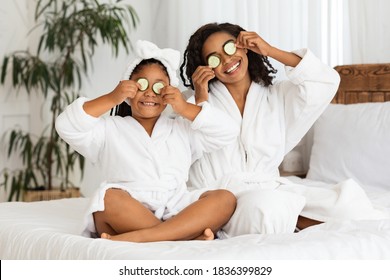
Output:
(101, 232), (112, 239)
(195, 228), (214, 240)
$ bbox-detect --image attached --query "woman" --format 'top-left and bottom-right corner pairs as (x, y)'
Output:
(180, 22), (385, 237)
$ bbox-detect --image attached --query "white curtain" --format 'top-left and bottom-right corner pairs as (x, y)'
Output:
(152, 0), (309, 50)
(151, 0), (390, 70)
(347, 0), (390, 64)
(152, 0), (312, 81)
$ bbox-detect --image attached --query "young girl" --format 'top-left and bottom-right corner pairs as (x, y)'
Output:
(55, 40), (238, 242)
(180, 22), (385, 237)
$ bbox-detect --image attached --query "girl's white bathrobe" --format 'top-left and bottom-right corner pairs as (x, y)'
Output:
(188, 49), (387, 237)
(55, 98), (239, 236)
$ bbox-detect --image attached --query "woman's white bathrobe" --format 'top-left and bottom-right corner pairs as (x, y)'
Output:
(55, 98), (239, 236)
(188, 49), (387, 237)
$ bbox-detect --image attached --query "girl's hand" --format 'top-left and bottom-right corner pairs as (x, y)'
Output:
(109, 80), (140, 105)
(161, 86), (202, 121)
(160, 86), (187, 114)
(83, 80), (139, 117)
(191, 65), (214, 104)
(236, 31), (273, 56)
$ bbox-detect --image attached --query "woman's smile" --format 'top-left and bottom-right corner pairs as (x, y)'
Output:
(224, 59), (241, 74)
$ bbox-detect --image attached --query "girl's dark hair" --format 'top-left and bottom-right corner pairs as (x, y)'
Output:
(180, 22), (277, 90)
(111, 58), (169, 117)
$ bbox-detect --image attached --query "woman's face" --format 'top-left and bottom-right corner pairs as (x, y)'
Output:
(129, 63), (168, 122)
(202, 31), (249, 85)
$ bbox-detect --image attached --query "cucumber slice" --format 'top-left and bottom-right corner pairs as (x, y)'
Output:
(223, 40), (236, 56)
(152, 82), (164, 95)
(208, 55), (221, 68)
(137, 78), (148, 91)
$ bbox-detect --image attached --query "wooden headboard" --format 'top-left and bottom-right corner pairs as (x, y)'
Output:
(332, 63), (390, 104)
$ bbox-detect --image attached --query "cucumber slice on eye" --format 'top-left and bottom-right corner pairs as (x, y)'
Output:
(137, 78), (148, 91)
(224, 40), (236, 56)
(152, 82), (164, 95)
(208, 55), (221, 68)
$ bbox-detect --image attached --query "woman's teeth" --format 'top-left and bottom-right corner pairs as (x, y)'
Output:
(226, 62), (240, 74)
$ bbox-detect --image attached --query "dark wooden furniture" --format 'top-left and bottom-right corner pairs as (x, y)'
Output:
(332, 63), (390, 104)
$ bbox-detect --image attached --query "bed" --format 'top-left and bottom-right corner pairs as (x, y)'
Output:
(1, 63), (390, 260)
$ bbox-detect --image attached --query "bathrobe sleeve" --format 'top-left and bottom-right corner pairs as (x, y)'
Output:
(55, 97), (106, 163)
(273, 49), (340, 154)
(186, 101), (240, 162)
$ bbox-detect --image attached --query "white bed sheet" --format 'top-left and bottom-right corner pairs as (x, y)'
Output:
(1, 178), (390, 260)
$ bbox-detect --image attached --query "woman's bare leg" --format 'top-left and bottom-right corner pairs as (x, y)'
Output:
(102, 189), (236, 242)
(93, 188), (161, 236)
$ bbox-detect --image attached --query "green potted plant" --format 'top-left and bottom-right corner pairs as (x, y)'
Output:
(0, 0), (138, 201)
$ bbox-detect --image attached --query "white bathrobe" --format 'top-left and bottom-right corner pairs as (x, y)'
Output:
(188, 49), (386, 237)
(55, 97), (239, 235)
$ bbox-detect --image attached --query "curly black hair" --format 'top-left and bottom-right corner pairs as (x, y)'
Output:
(180, 22), (277, 90)
(110, 58), (169, 117)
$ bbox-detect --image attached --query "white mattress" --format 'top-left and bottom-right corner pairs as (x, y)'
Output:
(1, 178), (390, 260)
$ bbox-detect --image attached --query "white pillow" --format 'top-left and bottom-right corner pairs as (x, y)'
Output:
(306, 102), (390, 189)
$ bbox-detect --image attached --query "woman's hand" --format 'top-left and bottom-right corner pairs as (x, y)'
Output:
(236, 31), (273, 57)
(236, 31), (301, 67)
(191, 66), (214, 104)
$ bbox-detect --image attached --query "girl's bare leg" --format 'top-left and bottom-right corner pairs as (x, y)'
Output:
(103, 227), (215, 240)
(93, 188), (161, 236)
(102, 189), (236, 242)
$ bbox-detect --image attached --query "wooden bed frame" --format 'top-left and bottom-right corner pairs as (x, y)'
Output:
(332, 63), (390, 104)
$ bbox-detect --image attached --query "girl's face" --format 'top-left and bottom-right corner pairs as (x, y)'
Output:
(202, 32), (249, 85)
(129, 63), (169, 122)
